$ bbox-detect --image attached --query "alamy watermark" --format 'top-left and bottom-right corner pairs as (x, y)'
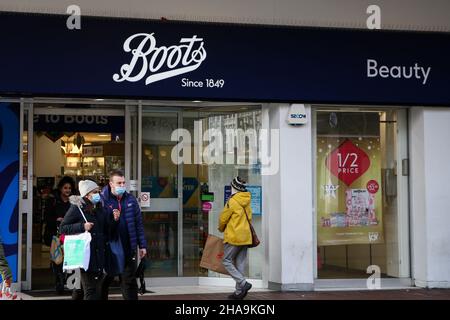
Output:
(366, 5), (381, 30)
(170, 121), (280, 176)
(66, 269), (81, 290)
(67, 5), (81, 30)
(366, 265), (381, 289)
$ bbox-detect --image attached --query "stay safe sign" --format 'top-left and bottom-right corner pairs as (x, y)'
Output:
(325, 139), (371, 186)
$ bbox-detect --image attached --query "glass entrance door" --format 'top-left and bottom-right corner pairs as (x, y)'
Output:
(29, 103), (125, 290)
(138, 109), (182, 277)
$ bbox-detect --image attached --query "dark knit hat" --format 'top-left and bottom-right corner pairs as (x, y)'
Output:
(231, 176), (247, 192)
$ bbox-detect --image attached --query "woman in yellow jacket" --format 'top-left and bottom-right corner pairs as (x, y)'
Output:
(218, 177), (252, 300)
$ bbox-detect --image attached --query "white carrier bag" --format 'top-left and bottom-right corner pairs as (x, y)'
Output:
(62, 206), (92, 271)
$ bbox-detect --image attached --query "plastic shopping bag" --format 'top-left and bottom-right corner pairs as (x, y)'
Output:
(62, 231), (91, 271)
(199, 234), (229, 275)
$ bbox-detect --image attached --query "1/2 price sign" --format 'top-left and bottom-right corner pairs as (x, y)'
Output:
(326, 139), (371, 186)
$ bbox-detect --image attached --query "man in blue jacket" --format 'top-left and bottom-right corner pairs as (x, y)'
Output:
(101, 169), (147, 300)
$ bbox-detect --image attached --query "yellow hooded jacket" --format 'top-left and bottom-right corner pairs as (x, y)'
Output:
(218, 191), (252, 246)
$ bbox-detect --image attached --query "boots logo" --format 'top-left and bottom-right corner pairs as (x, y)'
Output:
(113, 33), (207, 85)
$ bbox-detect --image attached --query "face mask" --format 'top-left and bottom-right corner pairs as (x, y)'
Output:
(91, 193), (101, 204)
(115, 186), (126, 196)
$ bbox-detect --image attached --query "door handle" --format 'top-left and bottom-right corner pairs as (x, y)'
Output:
(402, 159), (409, 176)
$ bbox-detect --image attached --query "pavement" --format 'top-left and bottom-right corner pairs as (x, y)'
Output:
(17, 286), (450, 300)
(127, 288), (450, 300)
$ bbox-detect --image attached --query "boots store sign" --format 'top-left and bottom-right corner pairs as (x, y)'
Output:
(34, 115), (125, 133)
(1, 12), (450, 105)
(113, 33), (210, 86)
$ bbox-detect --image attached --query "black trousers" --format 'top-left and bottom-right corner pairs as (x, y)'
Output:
(50, 261), (65, 293)
(80, 271), (104, 300)
(102, 256), (138, 300)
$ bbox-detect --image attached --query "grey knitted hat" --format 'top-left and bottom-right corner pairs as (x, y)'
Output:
(78, 180), (99, 198)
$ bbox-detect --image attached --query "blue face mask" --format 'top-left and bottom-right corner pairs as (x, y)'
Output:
(115, 186), (126, 196)
(91, 193), (101, 204)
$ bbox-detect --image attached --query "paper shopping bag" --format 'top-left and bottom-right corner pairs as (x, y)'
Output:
(63, 231), (91, 271)
(199, 234), (229, 275)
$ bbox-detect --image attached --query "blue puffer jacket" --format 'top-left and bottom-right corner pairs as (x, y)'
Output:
(101, 186), (148, 252)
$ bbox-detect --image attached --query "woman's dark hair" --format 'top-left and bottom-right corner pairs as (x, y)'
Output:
(57, 176), (76, 193)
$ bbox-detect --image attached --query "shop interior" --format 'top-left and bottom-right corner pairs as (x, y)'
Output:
(31, 130), (125, 290)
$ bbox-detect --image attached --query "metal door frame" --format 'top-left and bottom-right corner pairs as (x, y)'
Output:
(18, 101), (33, 291)
(137, 104), (184, 277)
(25, 103), (125, 289)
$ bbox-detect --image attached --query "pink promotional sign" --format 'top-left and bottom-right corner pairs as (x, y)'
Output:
(202, 201), (213, 212)
(366, 180), (380, 194)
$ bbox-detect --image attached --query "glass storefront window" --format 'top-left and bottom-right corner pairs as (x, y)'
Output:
(141, 113), (178, 198)
(183, 108), (263, 279)
(315, 109), (410, 279)
(144, 211), (178, 277)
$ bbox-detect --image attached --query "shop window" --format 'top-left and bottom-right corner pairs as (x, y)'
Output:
(315, 109), (410, 279)
(183, 108), (263, 279)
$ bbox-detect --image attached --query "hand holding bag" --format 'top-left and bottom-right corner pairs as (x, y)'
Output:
(243, 207), (260, 248)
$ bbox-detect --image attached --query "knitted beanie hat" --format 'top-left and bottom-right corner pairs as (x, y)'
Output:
(78, 180), (99, 198)
(231, 176), (247, 192)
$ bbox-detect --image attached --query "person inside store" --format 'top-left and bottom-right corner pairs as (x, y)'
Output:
(61, 179), (120, 300)
(43, 176), (78, 295)
(218, 176), (253, 300)
(100, 169), (148, 300)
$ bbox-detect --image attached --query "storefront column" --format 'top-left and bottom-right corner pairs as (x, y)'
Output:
(262, 104), (314, 291)
(410, 107), (450, 288)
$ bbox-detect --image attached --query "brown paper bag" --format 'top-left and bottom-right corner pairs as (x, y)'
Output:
(199, 234), (230, 275)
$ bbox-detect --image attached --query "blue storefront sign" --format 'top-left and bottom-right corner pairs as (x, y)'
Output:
(0, 103), (19, 282)
(0, 12), (449, 105)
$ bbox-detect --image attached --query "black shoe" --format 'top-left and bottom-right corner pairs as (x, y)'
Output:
(72, 289), (84, 300)
(229, 282), (252, 300)
(240, 282), (252, 299)
(228, 293), (242, 300)
(56, 279), (65, 295)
